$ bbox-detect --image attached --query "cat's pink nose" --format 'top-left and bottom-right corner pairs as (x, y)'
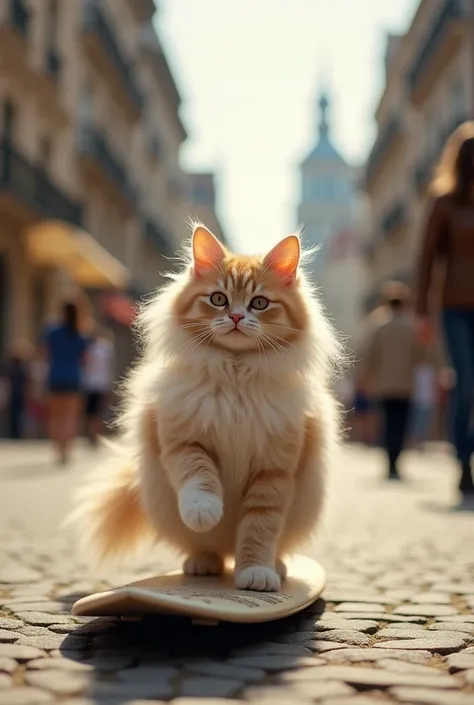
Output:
(229, 313), (244, 325)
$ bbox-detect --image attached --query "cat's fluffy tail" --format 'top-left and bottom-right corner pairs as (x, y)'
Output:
(65, 444), (154, 567)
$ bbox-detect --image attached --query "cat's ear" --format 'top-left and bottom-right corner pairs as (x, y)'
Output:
(192, 225), (226, 277)
(263, 235), (300, 284)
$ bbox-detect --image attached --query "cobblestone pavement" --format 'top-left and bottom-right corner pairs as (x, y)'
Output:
(1, 440), (474, 704)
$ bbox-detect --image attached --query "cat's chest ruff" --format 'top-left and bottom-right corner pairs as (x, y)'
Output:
(163, 365), (303, 440)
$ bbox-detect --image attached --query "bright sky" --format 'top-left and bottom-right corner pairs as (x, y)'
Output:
(157, 0), (419, 253)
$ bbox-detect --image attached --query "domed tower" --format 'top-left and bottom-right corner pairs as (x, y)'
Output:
(297, 90), (356, 277)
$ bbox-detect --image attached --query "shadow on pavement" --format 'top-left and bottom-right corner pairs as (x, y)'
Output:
(58, 590), (326, 702)
(359, 475), (434, 491)
(420, 498), (474, 514)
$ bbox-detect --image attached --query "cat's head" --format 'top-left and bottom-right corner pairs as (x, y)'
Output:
(171, 225), (309, 354)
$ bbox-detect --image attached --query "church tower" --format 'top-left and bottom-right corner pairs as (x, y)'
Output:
(297, 90), (356, 277)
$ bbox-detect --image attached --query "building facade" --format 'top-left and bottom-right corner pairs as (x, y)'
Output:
(0, 0), (191, 361)
(297, 91), (364, 338)
(185, 172), (228, 247)
(297, 93), (357, 272)
(320, 227), (366, 340)
(364, 0), (473, 309)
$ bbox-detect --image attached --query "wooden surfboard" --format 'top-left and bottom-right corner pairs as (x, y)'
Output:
(71, 554), (325, 624)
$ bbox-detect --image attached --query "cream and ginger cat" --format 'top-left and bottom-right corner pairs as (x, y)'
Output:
(69, 226), (342, 591)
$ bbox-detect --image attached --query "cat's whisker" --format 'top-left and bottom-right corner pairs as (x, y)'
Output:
(265, 323), (301, 333)
(260, 333), (292, 362)
(176, 322), (210, 330)
(260, 333), (287, 361)
(174, 329), (212, 355)
(265, 331), (296, 349)
(256, 335), (268, 364)
(189, 330), (215, 354)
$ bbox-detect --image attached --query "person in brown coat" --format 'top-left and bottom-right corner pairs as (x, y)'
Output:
(358, 282), (422, 480)
(414, 122), (474, 497)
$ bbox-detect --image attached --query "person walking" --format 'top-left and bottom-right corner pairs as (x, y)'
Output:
(1, 341), (32, 440)
(358, 282), (422, 480)
(83, 326), (115, 446)
(415, 122), (474, 497)
(351, 304), (390, 446)
(42, 301), (90, 465)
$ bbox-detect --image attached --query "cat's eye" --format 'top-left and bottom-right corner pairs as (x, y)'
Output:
(210, 292), (228, 307)
(250, 296), (269, 311)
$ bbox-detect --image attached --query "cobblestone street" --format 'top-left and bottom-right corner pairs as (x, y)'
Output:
(1, 440), (474, 704)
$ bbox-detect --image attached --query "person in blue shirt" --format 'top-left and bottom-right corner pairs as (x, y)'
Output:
(42, 301), (89, 465)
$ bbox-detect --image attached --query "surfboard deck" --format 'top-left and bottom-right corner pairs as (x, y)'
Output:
(71, 554), (325, 624)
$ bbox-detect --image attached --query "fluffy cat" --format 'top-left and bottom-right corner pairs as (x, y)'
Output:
(68, 225), (342, 591)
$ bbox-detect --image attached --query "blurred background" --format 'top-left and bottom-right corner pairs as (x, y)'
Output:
(0, 0), (472, 447)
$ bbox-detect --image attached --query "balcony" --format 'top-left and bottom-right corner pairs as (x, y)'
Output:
(7, 0), (29, 36)
(81, 1), (143, 121)
(77, 125), (137, 213)
(0, 136), (83, 227)
(414, 113), (468, 193)
(0, 0), (30, 74)
(143, 217), (171, 256)
(147, 134), (161, 162)
(45, 48), (61, 83)
(381, 202), (407, 238)
(408, 0), (466, 106)
(414, 154), (435, 193)
(365, 117), (404, 190)
(139, 24), (187, 142)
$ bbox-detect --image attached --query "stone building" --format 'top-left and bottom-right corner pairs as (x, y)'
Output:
(185, 172), (229, 247)
(297, 91), (364, 338)
(0, 0), (194, 362)
(363, 0), (473, 309)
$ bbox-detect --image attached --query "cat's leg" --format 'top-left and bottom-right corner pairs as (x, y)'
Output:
(234, 469), (294, 592)
(183, 553), (224, 576)
(280, 409), (335, 556)
(161, 442), (223, 532)
(275, 557), (287, 581)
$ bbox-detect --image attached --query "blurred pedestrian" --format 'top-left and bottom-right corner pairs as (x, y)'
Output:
(83, 326), (115, 446)
(415, 122), (474, 497)
(0, 341), (33, 440)
(351, 304), (389, 446)
(42, 301), (90, 465)
(25, 352), (47, 439)
(358, 282), (422, 480)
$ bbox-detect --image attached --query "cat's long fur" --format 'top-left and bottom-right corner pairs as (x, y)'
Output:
(68, 227), (343, 591)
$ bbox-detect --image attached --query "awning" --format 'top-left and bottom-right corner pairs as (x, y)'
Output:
(26, 220), (129, 289)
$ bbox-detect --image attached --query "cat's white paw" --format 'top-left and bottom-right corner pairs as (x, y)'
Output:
(235, 566), (281, 592)
(179, 485), (223, 532)
(275, 558), (287, 581)
(183, 553), (224, 576)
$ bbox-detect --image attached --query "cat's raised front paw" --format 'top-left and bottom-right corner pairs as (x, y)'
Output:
(179, 485), (223, 532)
(183, 553), (224, 576)
(235, 566), (281, 592)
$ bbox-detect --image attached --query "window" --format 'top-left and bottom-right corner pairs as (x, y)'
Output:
(3, 101), (17, 141)
(46, 0), (59, 48)
(79, 82), (94, 123)
(39, 138), (52, 168)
